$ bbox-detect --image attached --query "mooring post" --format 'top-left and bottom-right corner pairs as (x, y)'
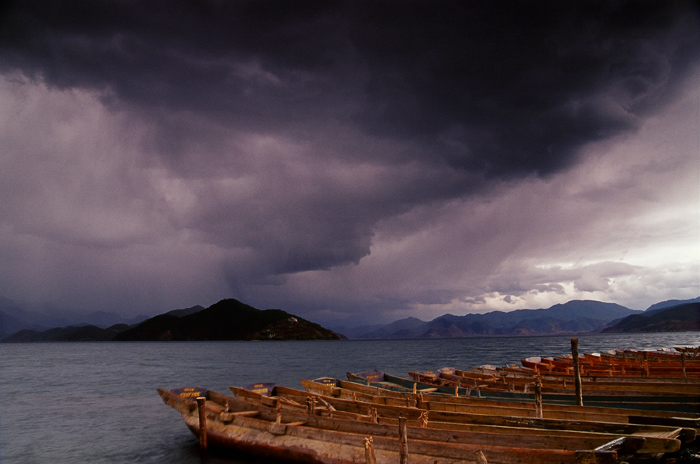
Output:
(419, 411), (429, 428)
(475, 449), (489, 464)
(368, 407), (378, 424)
(534, 378), (543, 419)
(399, 416), (408, 464)
(642, 351), (650, 378)
(682, 352), (687, 381)
(364, 437), (377, 464)
(196, 396), (208, 452)
(571, 338), (583, 406)
(307, 396), (316, 415)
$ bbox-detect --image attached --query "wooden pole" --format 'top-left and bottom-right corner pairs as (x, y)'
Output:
(368, 407), (378, 424)
(534, 378), (543, 419)
(399, 416), (408, 464)
(682, 352), (687, 381)
(419, 411), (429, 428)
(364, 437), (377, 464)
(571, 338), (583, 406)
(642, 351), (650, 378)
(307, 396), (316, 415)
(196, 396), (207, 452)
(475, 449), (489, 464)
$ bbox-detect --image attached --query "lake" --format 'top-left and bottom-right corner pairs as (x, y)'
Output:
(1, 332), (699, 463)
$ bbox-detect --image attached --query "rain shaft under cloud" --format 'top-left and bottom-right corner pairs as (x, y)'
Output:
(0, 0), (698, 324)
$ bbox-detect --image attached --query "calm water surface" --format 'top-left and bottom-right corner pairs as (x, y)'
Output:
(1, 332), (699, 463)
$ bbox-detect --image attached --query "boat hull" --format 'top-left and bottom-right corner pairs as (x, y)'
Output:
(159, 388), (633, 464)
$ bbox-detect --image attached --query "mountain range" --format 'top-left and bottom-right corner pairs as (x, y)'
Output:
(602, 302), (700, 333)
(1, 296), (698, 342)
(0, 296), (149, 339)
(334, 298), (700, 339)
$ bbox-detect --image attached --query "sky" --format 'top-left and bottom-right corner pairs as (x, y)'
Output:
(0, 0), (698, 326)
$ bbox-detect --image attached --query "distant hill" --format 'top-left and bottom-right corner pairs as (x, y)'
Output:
(354, 300), (640, 339)
(0, 297), (44, 338)
(1, 299), (344, 342)
(75, 311), (149, 327)
(164, 305), (205, 318)
(0, 306), (205, 342)
(2, 324), (129, 342)
(0, 296), (149, 337)
(114, 298), (344, 341)
(0, 310), (44, 339)
(356, 317), (427, 339)
(644, 297), (700, 316)
(602, 302), (700, 333)
(328, 324), (383, 340)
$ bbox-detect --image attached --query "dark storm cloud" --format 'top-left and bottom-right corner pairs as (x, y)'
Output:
(2, 0), (698, 176)
(349, 1), (700, 176)
(0, 1), (350, 132)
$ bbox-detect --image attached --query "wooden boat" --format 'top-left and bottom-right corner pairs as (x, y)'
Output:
(603, 347), (700, 362)
(414, 369), (700, 396)
(521, 354), (700, 378)
(303, 378), (700, 432)
(158, 386), (650, 464)
(562, 354), (700, 373)
(237, 384), (691, 456)
(349, 371), (700, 413)
(348, 370), (459, 395)
(485, 365), (700, 385)
(674, 347), (700, 358)
(456, 366), (700, 388)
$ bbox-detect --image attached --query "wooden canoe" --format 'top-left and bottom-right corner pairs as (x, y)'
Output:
(558, 356), (700, 373)
(521, 355), (700, 378)
(320, 377), (700, 431)
(350, 371), (700, 413)
(235, 384), (690, 456)
(600, 348), (700, 362)
(484, 365), (700, 385)
(159, 386), (644, 464)
(414, 369), (700, 396)
(453, 367), (700, 389)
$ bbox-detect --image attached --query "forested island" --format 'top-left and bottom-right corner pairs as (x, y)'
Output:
(1, 299), (345, 342)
